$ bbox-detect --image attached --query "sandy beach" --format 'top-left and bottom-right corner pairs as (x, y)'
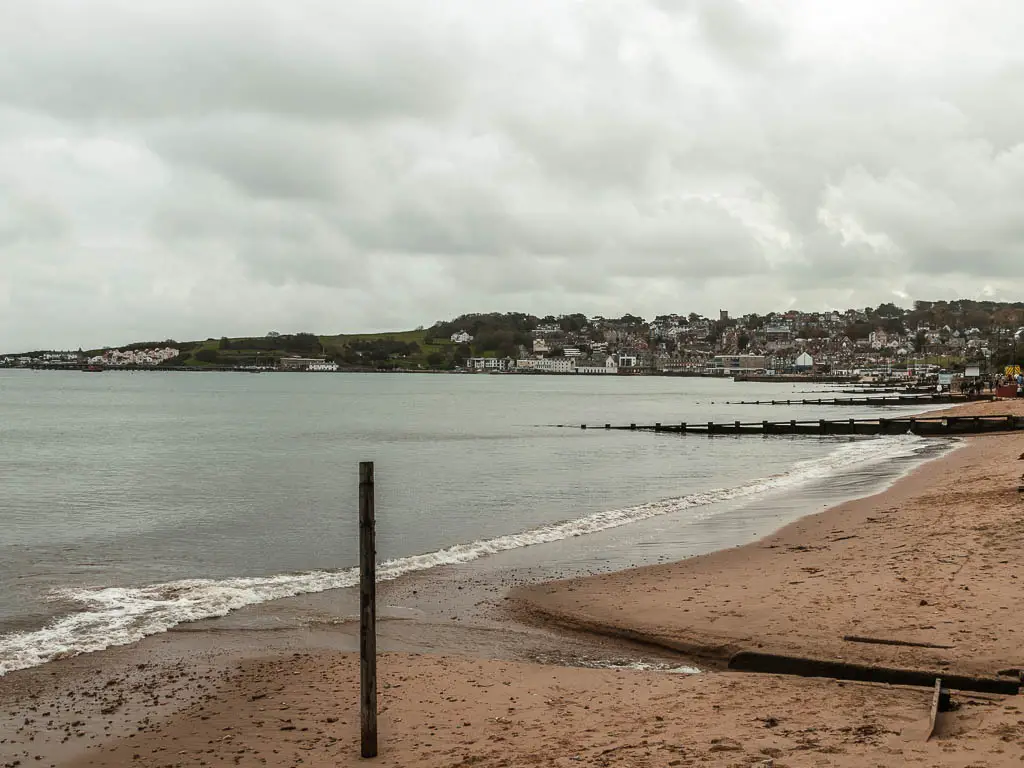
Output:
(4, 398), (1024, 766)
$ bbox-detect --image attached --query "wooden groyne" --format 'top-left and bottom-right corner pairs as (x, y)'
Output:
(725, 394), (995, 407)
(567, 414), (1022, 437)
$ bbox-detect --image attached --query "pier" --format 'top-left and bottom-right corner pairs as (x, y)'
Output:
(567, 414), (1022, 437)
(725, 394), (994, 407)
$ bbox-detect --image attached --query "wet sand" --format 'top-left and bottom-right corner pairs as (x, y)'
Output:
(513, 414), (1024, 676)
(4, 399), (1024, 766)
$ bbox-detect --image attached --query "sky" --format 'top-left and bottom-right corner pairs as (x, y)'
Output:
(3, 0), (1024, 351)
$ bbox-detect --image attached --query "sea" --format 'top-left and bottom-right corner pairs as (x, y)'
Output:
(0, 369), (955, 675)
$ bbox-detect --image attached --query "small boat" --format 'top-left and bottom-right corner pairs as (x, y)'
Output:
(82, 365), (105, 372)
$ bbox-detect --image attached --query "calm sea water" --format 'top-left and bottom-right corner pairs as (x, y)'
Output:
(0, 370), (946, 673)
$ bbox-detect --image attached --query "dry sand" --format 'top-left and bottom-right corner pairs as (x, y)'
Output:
(4, 398), (1024, 767)
(62, 652), (1024, 768)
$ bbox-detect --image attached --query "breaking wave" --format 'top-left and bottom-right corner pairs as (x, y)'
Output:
(0, 434), (941, 675)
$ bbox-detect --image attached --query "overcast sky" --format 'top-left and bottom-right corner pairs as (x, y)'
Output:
(3, 0), (1024, 350)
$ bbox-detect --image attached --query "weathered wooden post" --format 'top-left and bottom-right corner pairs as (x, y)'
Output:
(359, 461), (378, 759)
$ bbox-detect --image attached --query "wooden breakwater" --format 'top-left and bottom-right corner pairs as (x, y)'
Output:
(567, 414), (1022, 437)
(725, 394), (995, 407)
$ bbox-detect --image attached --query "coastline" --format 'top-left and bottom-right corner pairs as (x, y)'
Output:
(4, 399), (1024, 766)
(510, 419), (1021, 674)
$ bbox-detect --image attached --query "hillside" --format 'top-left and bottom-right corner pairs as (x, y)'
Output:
(162, 329), (460, 369)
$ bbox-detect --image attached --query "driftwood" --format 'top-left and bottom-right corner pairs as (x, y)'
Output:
(842, 634), (954, 650)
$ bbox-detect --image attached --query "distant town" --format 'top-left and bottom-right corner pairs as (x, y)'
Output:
(5, 299), (1024, 379)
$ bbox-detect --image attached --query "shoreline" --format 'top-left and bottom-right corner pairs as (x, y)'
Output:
(0, 424), (946, 676)
(4, 400), (1024, 765)
(510, 402), (1024, 677)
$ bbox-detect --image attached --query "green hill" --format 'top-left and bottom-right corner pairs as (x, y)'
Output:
(165, 329), (463, 369)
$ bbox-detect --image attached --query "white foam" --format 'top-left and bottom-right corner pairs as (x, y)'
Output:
(0, 435), (937, 676)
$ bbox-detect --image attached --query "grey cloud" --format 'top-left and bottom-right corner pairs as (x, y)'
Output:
(4, 0), (1024, 351)
(148, 117), (341, 200)
(0, 196), (72, 247)
(0, 1), (466, 122)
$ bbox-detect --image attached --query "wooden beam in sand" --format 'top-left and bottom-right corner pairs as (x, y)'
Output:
(926, 678), (947, 741)
(727, 651), (1019, 695)
(359, 461), (378, 758)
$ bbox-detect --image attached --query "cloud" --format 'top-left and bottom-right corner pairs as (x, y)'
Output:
(2, 0), (1024, 350)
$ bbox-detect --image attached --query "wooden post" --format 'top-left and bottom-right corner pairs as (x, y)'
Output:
(359, 461), (378, 759)
(680, 422), (687, 432)
(707, 420), (714, 434)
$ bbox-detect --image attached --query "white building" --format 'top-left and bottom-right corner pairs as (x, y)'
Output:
(574, 356), (619, 375)
(466, 357), (513, 371)
(450, 330), (473, 344)
(533, 338), (550, 354)
(93, 347), (180, 367)
(795, 352), (814, 370)
(563, 346), (583, 358)
(307, 361), (339, 372)
(280, 357), (330, 370)
(514, 357), (573, 373)
(618, 354), (638, 368)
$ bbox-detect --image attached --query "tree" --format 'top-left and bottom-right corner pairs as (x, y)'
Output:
(844, 323), (872, 341)
(195, 349), (220, 364)
(219, 337), (231, 350)
(881, 317), (904, 335)
(558, 313), (588, 333)
(426, 351), (445, 368)
(737, 333), (750, 351)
